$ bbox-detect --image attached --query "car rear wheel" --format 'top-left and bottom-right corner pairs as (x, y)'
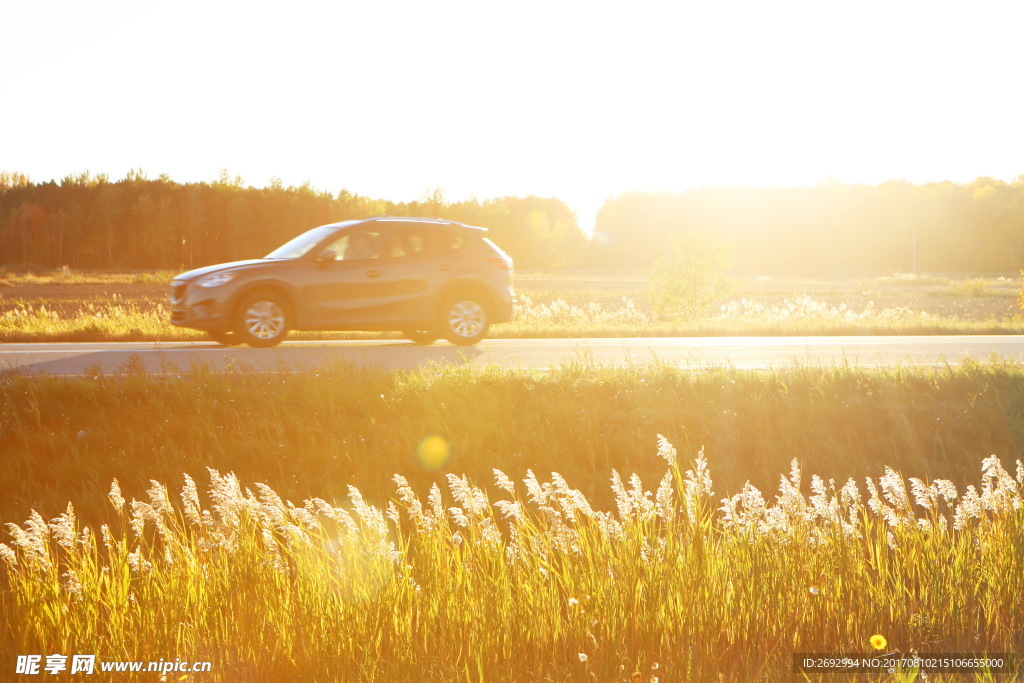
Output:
(440, 294), (489, 345)
(236, 292), (290, 347)
(403, 330), (438, 345)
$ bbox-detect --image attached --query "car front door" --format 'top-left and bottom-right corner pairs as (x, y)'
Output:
(299, 227), (438, 327)
(299, 227), (405, 327)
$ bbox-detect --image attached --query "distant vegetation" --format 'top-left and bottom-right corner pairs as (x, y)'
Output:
(3, 171), (1024, 275)
(594, 178), (1024, 274)
(0, 171), (586, 270)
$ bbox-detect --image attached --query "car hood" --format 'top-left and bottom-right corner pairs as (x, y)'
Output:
(173, 259), (278, 282)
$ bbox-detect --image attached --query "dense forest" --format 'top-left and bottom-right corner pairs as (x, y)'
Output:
(594, 177), (1024, 274)
(0, 171), (586, 270)
(2, 171), (1023, 274)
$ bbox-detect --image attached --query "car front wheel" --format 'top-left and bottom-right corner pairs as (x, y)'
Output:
(441, 295), (489, 345)
(236, 292), (290, 347)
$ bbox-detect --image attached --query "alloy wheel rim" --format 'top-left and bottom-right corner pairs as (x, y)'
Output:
(244, 301), (285, 339)
(447, 300), (485, 338)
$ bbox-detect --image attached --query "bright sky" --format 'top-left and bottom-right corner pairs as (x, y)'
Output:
(4, 0), (1023, 231)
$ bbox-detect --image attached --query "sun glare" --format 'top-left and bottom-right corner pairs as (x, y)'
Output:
(418, 436), (450, 470)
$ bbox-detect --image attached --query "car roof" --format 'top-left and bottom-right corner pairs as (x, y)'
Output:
(316, 217), (487, 233)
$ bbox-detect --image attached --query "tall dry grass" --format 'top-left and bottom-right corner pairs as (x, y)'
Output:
(2, 437), (1021, 679)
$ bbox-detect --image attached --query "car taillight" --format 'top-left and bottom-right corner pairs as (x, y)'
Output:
(486, 256), (513, 270)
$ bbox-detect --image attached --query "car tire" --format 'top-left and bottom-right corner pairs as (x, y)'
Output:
(440, 294), (489, 345)
(403, 330), (438, 345)
(207, 329), (238, 346)
(235, 292), (290, 347)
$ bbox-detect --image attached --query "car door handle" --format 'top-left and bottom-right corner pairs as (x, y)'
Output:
(365, 269), (383, 278)
(438, 263), (453, 271)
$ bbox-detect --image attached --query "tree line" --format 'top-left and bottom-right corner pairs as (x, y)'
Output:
(0, 171), (586, 270)
(593, 177), (1024, 274)
(3, 171), (1023, 274)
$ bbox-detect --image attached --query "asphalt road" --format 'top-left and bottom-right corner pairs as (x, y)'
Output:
(2, 336), (1024, 376)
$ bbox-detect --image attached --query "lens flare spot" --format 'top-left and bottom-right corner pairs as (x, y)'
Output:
(418, 436), (450, 469)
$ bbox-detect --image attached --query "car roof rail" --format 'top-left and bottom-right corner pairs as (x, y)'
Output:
(362, 216), (488, 232)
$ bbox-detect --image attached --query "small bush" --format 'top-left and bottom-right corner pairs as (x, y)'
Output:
(647, 231), (737, 319)
(1015, 270), (1024, 318)
(949, 277), (994, 298)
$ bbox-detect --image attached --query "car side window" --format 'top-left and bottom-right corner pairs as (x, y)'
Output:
(394, 225), (432, 257)
(321, 230), (389, 261)
(432, 230), (466, 256)
(376, 231), (406, 259)
(319, 234), (350, 261)
(321, 226), (454, 261)
(348, 231), (382, 260)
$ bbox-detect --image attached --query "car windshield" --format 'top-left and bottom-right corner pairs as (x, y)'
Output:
(264, 226), (340, 259)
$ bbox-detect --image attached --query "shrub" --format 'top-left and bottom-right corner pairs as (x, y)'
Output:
(647, 231), (737, 319)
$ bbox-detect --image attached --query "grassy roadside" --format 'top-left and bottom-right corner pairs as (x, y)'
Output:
(0, 268), (176, 286)
(1, 268), (1022, 342)
(2, 294), (1024, 344)
(2, 360), (1023, 679)
(4, 359), (1024, 525)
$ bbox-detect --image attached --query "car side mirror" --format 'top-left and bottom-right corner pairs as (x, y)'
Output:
(315, 249), (337, 265)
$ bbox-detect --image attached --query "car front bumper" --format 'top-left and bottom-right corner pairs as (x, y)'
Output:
(169, 280), (231, 331)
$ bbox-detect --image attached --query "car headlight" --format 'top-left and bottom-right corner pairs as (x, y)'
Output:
(196, 271), (239, 288)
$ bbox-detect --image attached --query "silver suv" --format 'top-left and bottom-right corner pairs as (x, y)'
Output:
(169, 217), (516, 346)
